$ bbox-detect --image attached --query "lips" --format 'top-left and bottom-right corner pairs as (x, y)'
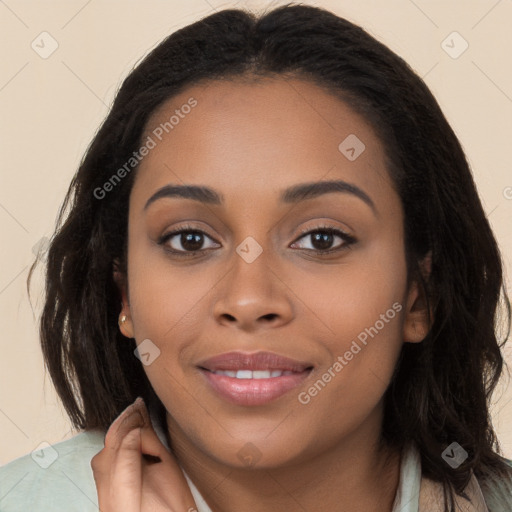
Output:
(197, 351), (312, 373)
(197, 351), (314, 406)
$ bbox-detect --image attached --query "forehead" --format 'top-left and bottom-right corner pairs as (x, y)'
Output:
(132, 76), (394, 210)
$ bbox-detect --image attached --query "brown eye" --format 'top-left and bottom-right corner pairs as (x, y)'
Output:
(158, 225), (220, 256)
(176, 231), (205, 251)
(291, 227), (356, 254)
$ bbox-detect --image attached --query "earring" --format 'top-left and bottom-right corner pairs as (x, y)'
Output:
(119, 314), (127, 326)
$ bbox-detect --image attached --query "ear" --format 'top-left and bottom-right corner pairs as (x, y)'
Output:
(113, 258), (134, 339)
(402, 251), (433, 344)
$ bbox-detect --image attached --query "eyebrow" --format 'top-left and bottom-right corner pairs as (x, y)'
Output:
(144, 179), (376, 214)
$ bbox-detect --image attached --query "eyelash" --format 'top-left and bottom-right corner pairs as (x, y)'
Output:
(158, 223), (357, 258)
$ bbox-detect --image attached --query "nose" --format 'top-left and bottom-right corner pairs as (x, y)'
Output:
(212, 243), (294, 332)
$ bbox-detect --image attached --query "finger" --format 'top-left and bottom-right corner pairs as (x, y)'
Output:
(108, 399), (198, 512)
(93, 397), (147, 511)
(129, 396), (165, 462)
(95, 397), (199, 512)
(108, 426), (143, 511)
(105, 397), (146, 453)
(91, 450), (111, 509)
(95, 397), (154, 482)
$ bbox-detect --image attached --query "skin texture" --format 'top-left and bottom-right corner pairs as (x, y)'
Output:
(114, 77), (431, 512)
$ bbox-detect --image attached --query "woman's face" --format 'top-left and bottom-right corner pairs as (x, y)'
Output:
(117, 77), (427, 469)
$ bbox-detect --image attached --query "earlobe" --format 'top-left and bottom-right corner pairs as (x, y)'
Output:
(113, 258), (134, 339)
(118, 311), (134, 339)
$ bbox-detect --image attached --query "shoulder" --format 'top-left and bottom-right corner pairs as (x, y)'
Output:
(0, 429), (105, 512)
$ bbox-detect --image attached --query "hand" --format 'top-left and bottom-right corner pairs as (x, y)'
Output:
(91, 397), (199, 512)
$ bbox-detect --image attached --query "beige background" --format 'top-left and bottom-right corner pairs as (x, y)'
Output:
(1, 0), (511, 464)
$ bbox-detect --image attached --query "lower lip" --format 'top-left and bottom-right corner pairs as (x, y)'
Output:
(199, 369), (311, 406)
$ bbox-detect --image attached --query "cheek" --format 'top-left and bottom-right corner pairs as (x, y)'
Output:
(126, 247), (219, 392)
(128, 246), (214, 336)
(296, 240), (407, 408)
(296, 238), (407, 350)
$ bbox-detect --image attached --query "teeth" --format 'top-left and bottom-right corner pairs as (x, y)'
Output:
(211, 369), (295, 379)
(253, 370), (271, 379)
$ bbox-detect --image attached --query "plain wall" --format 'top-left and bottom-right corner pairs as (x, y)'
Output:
(1, 0), (511, 464)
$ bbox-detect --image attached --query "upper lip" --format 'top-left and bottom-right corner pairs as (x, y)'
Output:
(197, 351), (314, 372)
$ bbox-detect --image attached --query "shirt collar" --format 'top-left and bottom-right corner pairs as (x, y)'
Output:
(392, 442), (422, 512)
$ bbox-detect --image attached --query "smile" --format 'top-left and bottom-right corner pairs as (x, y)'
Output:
(210, 369), (295, 378)
(197, 351), (314, 406)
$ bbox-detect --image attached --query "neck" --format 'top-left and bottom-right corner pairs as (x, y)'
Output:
(166, 405), (401, 512)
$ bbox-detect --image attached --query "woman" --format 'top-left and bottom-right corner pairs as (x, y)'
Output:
(1, 4), (511, 511)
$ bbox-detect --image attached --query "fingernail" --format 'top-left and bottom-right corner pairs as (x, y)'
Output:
(121, 407), (145, 431)
(113, 397), (146, 430)
(133, 396), (145, 408)
(132, 397), (150, 421)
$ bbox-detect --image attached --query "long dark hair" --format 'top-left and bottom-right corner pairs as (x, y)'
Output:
(28, 3), (511, 509)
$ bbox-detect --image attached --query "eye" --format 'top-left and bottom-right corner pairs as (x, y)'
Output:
(158, 224), (220, 256)
(157, 223), (356, 258)
(291, 225), (356, 254)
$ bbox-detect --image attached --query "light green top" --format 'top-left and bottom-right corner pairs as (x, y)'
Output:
(1, 423), (511, 511)
(0, 427), (420, 512)
(0, 429), (105, 511)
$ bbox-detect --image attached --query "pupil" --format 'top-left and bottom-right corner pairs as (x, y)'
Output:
(182, 232), (203, 251)
(312, 232), (333, 250)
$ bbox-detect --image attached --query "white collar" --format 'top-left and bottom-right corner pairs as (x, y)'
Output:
(392, 442), (422, 512)
(183, 471), (214, 512)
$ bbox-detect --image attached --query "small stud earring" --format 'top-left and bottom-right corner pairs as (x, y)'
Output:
(119, 314), (127, 325)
